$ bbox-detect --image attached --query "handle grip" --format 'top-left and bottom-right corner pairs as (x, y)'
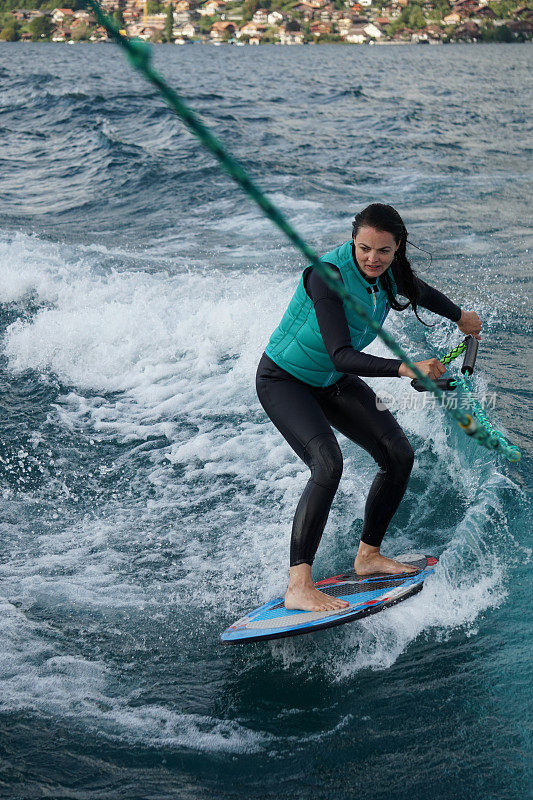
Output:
(411, 377), (457, 393)
(461, 334), (479, 376)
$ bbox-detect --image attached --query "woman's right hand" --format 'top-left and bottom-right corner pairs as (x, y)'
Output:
(398, 358), (446, 381)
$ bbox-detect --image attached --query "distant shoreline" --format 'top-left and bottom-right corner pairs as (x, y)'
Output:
(3, 1), (531, 47)
(1, 38), (531, 44)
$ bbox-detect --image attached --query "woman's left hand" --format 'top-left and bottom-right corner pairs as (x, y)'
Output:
(457, 309), (482, 340)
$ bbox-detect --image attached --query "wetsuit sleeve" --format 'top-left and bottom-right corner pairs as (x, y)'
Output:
(306, 265), (403, 378)
(391, 263), (462, 323)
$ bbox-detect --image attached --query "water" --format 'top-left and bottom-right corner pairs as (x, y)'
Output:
(0, 42), (532, 799)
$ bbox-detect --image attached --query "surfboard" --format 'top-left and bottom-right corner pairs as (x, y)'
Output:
(220, 553), (437, 644)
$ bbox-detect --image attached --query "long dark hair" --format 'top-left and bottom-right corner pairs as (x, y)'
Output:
(352, 203), (432, 327)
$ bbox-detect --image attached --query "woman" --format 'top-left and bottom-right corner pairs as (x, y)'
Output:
(256, 204), (481, 613)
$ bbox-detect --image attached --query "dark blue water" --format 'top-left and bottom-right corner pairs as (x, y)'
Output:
(0, 42), (531, 800)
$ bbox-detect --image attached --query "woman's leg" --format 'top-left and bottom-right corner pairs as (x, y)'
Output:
(320, 375), (417, 575)
(256, 356), (349, 611)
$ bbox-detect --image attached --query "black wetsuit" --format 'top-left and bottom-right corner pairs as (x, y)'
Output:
(256, 252), (461, 567)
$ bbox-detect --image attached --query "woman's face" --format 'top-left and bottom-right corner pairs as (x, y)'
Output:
(353, 226), (399, 280)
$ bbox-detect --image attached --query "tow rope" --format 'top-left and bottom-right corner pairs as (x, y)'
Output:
(81, 0), (521, 463)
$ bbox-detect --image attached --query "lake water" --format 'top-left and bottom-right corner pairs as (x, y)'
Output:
(0, 41), (531, 800)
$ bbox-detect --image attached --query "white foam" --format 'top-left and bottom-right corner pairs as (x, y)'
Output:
(0, 599), (268, 753)
(268, 466), (523, 679)
(0, 229), (525, 732)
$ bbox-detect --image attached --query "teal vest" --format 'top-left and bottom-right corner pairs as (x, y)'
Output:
(265, 240), (396, 387)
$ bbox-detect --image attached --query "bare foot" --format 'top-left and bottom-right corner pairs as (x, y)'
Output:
(354, 552), (419, 576)
(284, 583), (350, 612)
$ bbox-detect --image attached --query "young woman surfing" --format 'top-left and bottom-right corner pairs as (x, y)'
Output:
(256, 204), (481, 613)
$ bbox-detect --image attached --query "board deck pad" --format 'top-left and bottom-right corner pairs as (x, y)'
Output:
(220, 553), (438, 644)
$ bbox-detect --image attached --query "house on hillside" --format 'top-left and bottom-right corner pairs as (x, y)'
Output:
(123, 7), (141, 22)
(51, 8), (74, 24)
(143, 13), (166, 29)
(210, 19), (236, 38)
(338, 16), (353, 32)
(91, 25), (110, 40)
(126, 21), (145, 35)
(70, 18), (90, 33)
(451, 0), (479, 14)
(252, 8), (269, 24)
(174, 21), (198, 36)
(344, 24), (367, 41)
(292, 3), (317, 19)
(364, 21), (383, 37)
(453, 20), (481, 37)
(310, 20), (332, 35)
(267, 10), (284, 24)
(508, 18), (533, 34)
(277, 25), (304, 43)
(471, 5), (496, 18)
(382, 3), (402, 18)
(238, 21), (266, 38)
(424, 23), (444, 38)
(73, 10), (93, 22)
(514, 5), (533, 18)
(137, 26), (158, 39)
(174, 10), (192, 23)
(391, 25), (413, 39)
(199, 0), (226, 16)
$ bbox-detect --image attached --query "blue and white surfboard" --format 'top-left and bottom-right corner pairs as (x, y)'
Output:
(221, 553), (437, 644)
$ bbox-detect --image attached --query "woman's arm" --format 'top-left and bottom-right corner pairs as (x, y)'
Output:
(306, 266), (403, 377)
(391, 264), (482, 340)
(456, 309), (482, 340)
(391, 264), (461, 322)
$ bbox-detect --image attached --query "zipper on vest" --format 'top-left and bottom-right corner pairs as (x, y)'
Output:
(357, 284), (380, 347)
(367, 284), (378, 312)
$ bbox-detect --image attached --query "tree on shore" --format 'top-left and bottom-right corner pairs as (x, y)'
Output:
(37, 0), (82, 8)
(400, 3), (426, 30)
(146, 0), (164, 13)
(72, 21), (90, 39)
(29, 15), (52, 39)
(0, 23), (18, 39)
(198, 14), (216, 33)
(242, 0), (260, 22)
(480, 22), (513, 41)
(113, 3), (125, 29)
(164, 2), (173, 41)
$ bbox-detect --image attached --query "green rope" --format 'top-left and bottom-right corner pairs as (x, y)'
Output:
(440, 341), (467, 367)
(453, 375), (520, 462)
(439, 341), (520, 462)
(82, 0), (520, 463)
